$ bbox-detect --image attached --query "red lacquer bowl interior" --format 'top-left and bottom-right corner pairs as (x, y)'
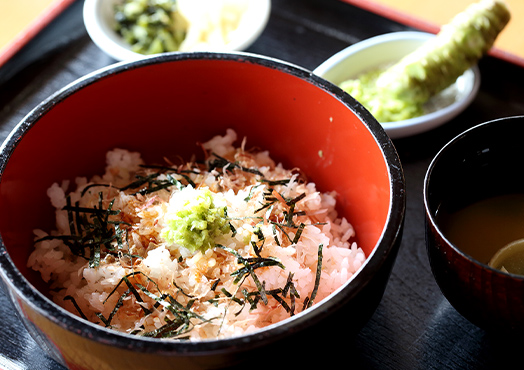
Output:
(0, 53), (393, 299)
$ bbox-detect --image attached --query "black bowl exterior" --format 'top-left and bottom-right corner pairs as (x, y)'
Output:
(0, 52), (405, 369)
(425, 116), (524, 334)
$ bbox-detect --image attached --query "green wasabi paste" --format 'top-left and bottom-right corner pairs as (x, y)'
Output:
(340, 68), (424, 123)
(162, 188), (230, 253)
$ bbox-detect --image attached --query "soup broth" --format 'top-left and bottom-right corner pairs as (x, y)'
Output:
(437, 193), (524, 264)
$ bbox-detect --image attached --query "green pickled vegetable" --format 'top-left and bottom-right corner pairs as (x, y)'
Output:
(114, 0), (187, 55)
(340, 0), (511, 122)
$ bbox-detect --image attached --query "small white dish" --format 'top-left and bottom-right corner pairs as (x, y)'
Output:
(83, 0), (271, 61)
(313, 31), (481, 139)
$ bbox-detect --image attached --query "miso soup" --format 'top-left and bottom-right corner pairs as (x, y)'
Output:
(437, 193), (524, 264)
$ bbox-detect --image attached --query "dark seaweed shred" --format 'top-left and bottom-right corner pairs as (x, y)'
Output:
(216, 244), (288, 306)
(207, 152), (264, 177)
(251, 227), (265, 257)
(64, 295), (89, 321)
(259, 178), (292, 186)
(38, 163), (200, 268)
(211, 279), (221, 291)
(97, 271), (213, 338)
(36, 193), (129, 268)
(139, 164), (197, 188)
(304, 244), (324, 310)
(81, 165), (195, 197)
(271, 223), (281, 246)
(97, 289), (131, 327)
(292, 223), (306, 244)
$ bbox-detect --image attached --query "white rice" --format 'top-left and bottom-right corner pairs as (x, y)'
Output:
(28, 129), (365, 340)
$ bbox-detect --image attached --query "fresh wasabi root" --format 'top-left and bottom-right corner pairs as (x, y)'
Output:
(377, 0), (510, 104)
(341, 0), (511, 123)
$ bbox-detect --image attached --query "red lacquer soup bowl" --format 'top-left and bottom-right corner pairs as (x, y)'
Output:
(0, 52), (405, 369)
(425, 116), (524, 336)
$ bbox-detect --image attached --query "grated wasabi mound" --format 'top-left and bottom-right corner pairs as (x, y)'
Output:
(162, 187), (230, 254)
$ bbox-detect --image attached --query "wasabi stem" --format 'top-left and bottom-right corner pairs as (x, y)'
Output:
(341, 0), (511, 122)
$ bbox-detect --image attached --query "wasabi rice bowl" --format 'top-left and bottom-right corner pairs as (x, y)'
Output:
(28, 129), (365, 340)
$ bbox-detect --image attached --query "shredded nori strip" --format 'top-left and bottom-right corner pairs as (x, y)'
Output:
(129, 173), (184, 195)
(305, 244), (324, 310)
(292, 223), (306, 245)
(254, 200), (276, 214)
(62, 204), (120, 216)
(173, 281), (195, 298)
(211, 279), (220, 291)
(237, 277), (300, 315)
(64, 295), (89, 321)
(36, 193), (127, 268)
(98, 271), (213, 338)
(270, 221), (293, 244)
(80, 183), (113, 197)
(208, 152), (264, 177)
(271, 223), (281, 246)
(258, 178), (292, 186)
(251, 227), (265, 257)
(141, 319), (192, 339)
(217, 244), (285, 305)
(97, 289), (131, 327)
(286, 192), (306, 206)
(104, 275), (151, 316)
(139, 164), (197, 187)
(119, 173), (162, 192)
(81, 165), (195, 198)
(244, 183), (263, 202)
(223, 207), (237, 237)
